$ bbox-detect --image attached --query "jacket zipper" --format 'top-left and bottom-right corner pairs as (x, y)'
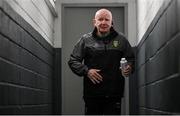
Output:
(104, 44), (107, 52)
(103, 40), (108, 52)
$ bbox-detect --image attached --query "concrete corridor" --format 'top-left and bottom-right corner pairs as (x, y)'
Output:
(0, 0), (180, 115)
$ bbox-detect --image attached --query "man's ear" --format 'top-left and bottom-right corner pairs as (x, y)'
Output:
(111, 21), (114, 26)
(93, 19), (96, 26)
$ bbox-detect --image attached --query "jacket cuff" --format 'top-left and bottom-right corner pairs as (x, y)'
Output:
(83, 67), (89, 76)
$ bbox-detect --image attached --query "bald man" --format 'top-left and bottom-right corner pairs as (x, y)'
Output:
(68, 8), (135, 115)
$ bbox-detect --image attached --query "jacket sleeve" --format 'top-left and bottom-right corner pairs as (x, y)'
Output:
(68, 37), (89, 77)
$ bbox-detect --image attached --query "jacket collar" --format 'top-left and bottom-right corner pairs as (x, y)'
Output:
(92, 27), (118, 41)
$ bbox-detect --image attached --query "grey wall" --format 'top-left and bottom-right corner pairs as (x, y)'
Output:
(129, 47), (138, 114)
(53, 48), (61, 114)
(136, 0), (180, 114)
(5, 0), (55, 46)
(0, 1), (54, 114)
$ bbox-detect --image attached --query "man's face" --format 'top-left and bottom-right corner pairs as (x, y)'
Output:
(93, 9), (112, 35)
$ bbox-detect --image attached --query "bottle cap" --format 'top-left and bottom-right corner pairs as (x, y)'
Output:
(121, 58), (125, 61)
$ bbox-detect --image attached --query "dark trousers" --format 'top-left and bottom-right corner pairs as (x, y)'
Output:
(84, 97), (121, 115)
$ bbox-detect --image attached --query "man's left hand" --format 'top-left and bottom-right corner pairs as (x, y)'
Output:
(121, 64), (132, 77)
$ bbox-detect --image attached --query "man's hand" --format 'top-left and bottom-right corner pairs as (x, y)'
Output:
(87, 69), (103, 84)
(121, 64), (132, 77)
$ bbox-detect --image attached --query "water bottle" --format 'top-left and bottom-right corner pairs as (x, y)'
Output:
(120, 58), (128, 77)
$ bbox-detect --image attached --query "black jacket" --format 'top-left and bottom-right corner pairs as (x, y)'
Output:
(68, 27), (135, 99)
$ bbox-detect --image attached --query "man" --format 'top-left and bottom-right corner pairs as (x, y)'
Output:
(68, 8), (135, 115)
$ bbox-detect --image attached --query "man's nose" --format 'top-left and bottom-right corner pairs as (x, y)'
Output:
(101, 20), (106, 24)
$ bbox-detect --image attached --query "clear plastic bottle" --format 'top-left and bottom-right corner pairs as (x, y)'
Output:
(120, 58), (128, 77)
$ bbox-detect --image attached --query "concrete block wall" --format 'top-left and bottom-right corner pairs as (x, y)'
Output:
(136, 0), (180, 114)
(53, 48), (61, 114)
(0, 0), (54, 114)
(137, 0), (165, 43)
(5, 0), (55, 46)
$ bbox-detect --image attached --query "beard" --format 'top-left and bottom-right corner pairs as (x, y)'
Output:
(99, 31), (110, 37)
(98, 28), (110, 37)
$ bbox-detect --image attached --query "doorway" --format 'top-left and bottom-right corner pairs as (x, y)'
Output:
(62, 6), (125, 115)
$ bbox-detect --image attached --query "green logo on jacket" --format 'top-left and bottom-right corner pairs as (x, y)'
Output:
(112, 40), (119, 48)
